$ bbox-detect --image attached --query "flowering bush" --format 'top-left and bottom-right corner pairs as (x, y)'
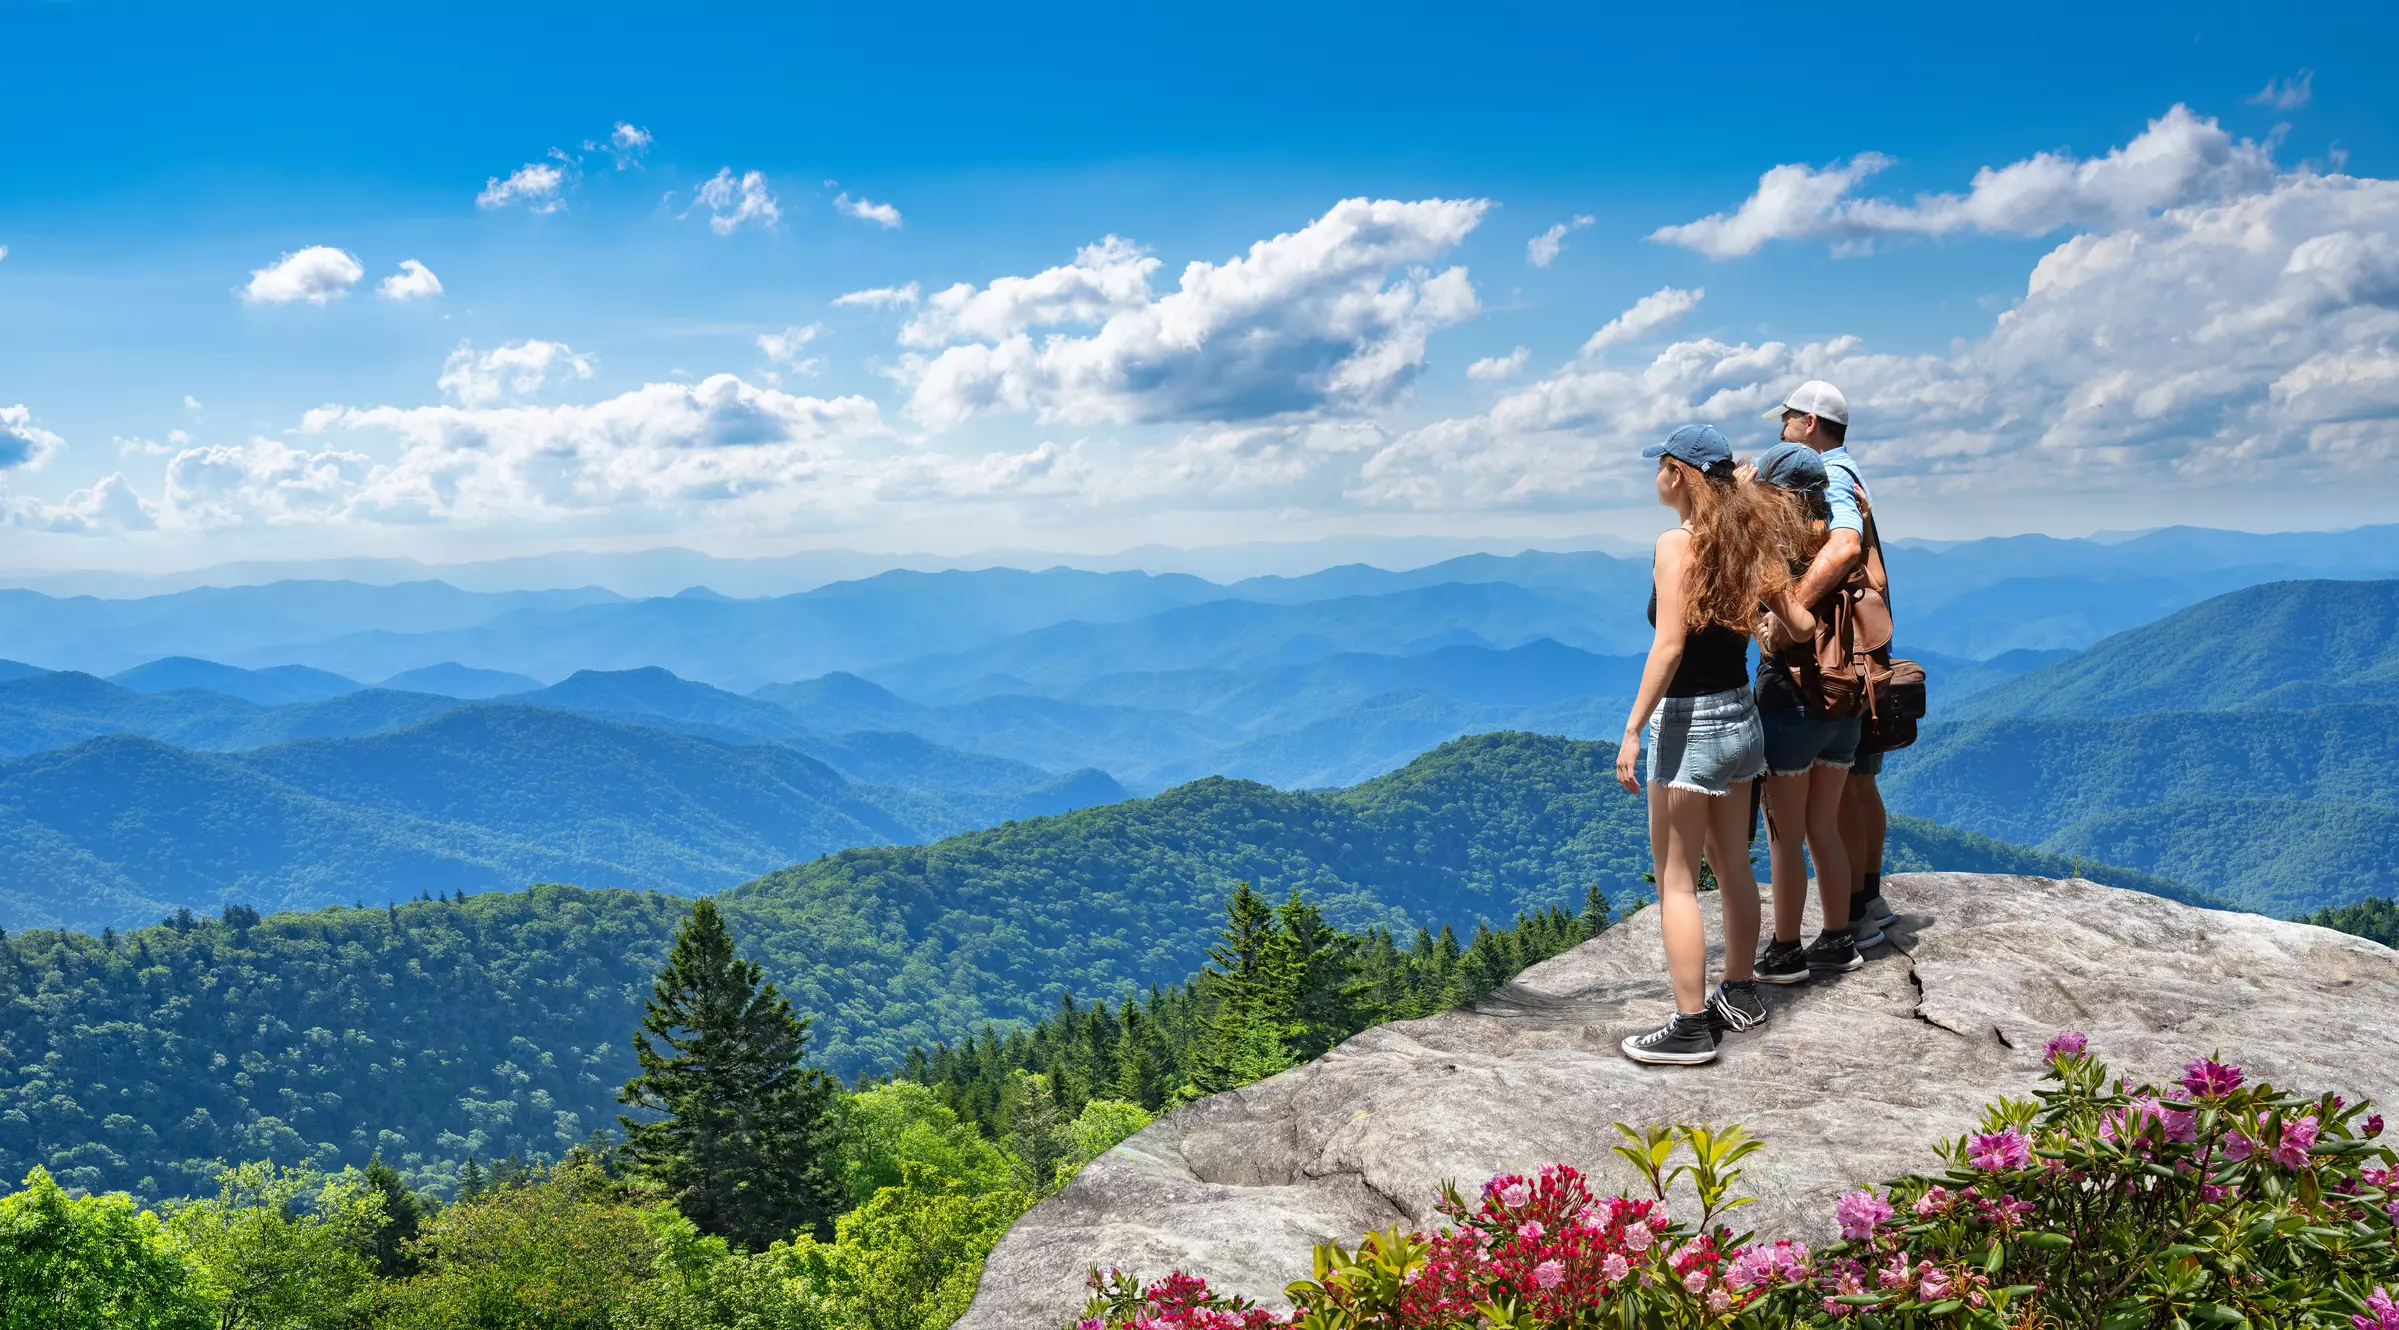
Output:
(1070, 1038), (2399, 1328)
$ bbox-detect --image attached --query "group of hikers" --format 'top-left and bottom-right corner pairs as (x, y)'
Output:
(1615, 380), (1912, 1067)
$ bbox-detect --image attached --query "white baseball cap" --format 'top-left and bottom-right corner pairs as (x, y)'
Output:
(1761, 380), (1849, 427)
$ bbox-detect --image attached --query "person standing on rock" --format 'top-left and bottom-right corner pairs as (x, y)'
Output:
(1745, 442), (1863, 984)
(1757, 381), (1894, 947)
(1614, 424), (1788, 1066)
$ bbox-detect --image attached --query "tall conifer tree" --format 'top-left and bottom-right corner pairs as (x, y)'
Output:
(618, 900), (840, 1247)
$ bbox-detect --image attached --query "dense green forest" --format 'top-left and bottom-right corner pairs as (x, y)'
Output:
(1883, 703), (2399, 913)
(2301, 895), (2399, 948)
(0, 731), (2191, 1209)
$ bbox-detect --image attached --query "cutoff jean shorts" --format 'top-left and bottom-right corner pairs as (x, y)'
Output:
(1645, 686), (1767, 797)
(1760, 704), (1862, 776)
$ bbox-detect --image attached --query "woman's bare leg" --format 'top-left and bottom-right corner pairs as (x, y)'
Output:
(1652, 780), (1713, 1013)
(1806, 764), (1851, 932)
(1762, 772), (1813, 943)
(1704, 786), (1761, 982)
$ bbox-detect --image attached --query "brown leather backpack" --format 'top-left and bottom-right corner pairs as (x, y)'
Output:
(1780, 496), (1927, 749)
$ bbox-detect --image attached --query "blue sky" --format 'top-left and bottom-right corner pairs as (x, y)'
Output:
(2, 0), (2395, 570)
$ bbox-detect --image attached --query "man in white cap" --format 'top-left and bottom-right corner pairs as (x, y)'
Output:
(1760, 380), (1893, 946)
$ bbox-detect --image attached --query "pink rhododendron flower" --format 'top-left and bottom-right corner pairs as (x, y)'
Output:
(2273, 1115), (2321, 1169)
(1920, 1265), (1952, 1301)
(1532, 1258), (1563, 1290)
(1080, 1321), (1104, 1330)
(1683, 1269), (1709, 1294)
(1603, 1253), (1631, 1283)
(2355, 1288), (2399, 1330)
(1707, 1287), (1732, 1314)
(1912, 1185), (1952, 1216)
(1836, 1188), (1893, 1239)
(2368, 1114), (2386, 1139)
(1968, 1127), (2032, 1171)
(1878, 1252), (1912, 1290)
(1499, 1181), (1530, 1208)
(2180, 1057), (2243, 1098)
(1824, 1296), (1852, 1317)
(2044, 1030), (2087, 1061)
(2223, 1131), (2255, 1163)
(1623, 1222), (1653, 1252)
(1516, 1220), (1543, 1241)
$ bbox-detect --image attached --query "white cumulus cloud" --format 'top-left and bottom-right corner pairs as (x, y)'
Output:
(378, 259), (444, 301)
(834, 283), (920, 308)
(757, 323), (825, 374)
(1526, 215), (1593, 267)
(243, 246), (366, 305)
(693, 169), (780, 235)
(589, 122), (652, 169)
(5, 472), (158, 534)
(1579, 286), (1704, 357)
(0, 405), (65, 470)
(893, 196), (1491, 429)
(1358, 168), (2399, 509)
(834, 192), (903, 228)
(437, 340), (597, 407)
(478, 161), (570, 213)
(1467, 347), (1530, 382)
(1654, 105), (2278, 257)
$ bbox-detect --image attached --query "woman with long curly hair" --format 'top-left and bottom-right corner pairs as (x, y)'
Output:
(1746, 441), (1864, 987)
(1615, 424), (1793, 1066)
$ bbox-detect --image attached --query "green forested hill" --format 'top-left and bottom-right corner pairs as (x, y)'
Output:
(0, 731), (2184, 1207)
(0, 708), (918, 930)
(1956, 579), (2399, 719)
(1881, 702), (2399, 912)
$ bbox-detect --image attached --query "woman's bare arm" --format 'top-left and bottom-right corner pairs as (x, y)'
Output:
(1617, 530), (1692, 792)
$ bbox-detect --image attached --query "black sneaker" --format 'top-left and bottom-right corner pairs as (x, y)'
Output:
(1848, 894), (1886, 948)
(1620, 1011), (1718, 1065)
(1707, 980), (1768, 1034)
(1804, 930), (1864, 975)
(1755, 938), (1811, 986)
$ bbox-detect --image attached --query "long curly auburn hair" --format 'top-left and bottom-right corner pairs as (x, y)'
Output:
(1663, 457), (1793, 632)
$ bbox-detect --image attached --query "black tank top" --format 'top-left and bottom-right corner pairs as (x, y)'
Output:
(1648, 590), (1751, 697)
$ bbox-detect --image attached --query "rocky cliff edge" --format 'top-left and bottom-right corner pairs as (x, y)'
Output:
(957, 872), (2399, 1329)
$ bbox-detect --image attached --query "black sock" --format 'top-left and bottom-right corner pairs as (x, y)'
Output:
(1721, 978), (1756, 992)
(1862, 872), (1881, 897)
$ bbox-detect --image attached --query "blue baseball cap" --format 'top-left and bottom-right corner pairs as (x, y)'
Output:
(1755, 441), (1829, 492)
(1641, 423), (1733, 472)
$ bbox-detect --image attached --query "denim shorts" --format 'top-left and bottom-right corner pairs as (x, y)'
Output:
(1761, 704), (1861, 776)
(1852, 748), (1884, 778)
(1645, 686), (1766, 796)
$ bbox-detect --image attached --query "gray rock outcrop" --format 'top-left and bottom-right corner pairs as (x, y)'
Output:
(957, 873), (2399, 1330)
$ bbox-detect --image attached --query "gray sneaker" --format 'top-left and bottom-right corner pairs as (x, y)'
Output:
(1707, 981), (1768, 1034)
(1857, 890), (1895, 924)
(1848, 902), (1886, 948)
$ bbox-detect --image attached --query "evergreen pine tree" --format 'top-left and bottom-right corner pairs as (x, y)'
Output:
(1275, 891), (1359, 1060)
(1581, 884), (1612, 939)
(362, 1153), (424, 1277)
(617, 900), (841, 1248)
(455, 1154), (485, 1202)
(1187, 882), (1282, 1094)
(1002, 1071), (1070, 1194)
